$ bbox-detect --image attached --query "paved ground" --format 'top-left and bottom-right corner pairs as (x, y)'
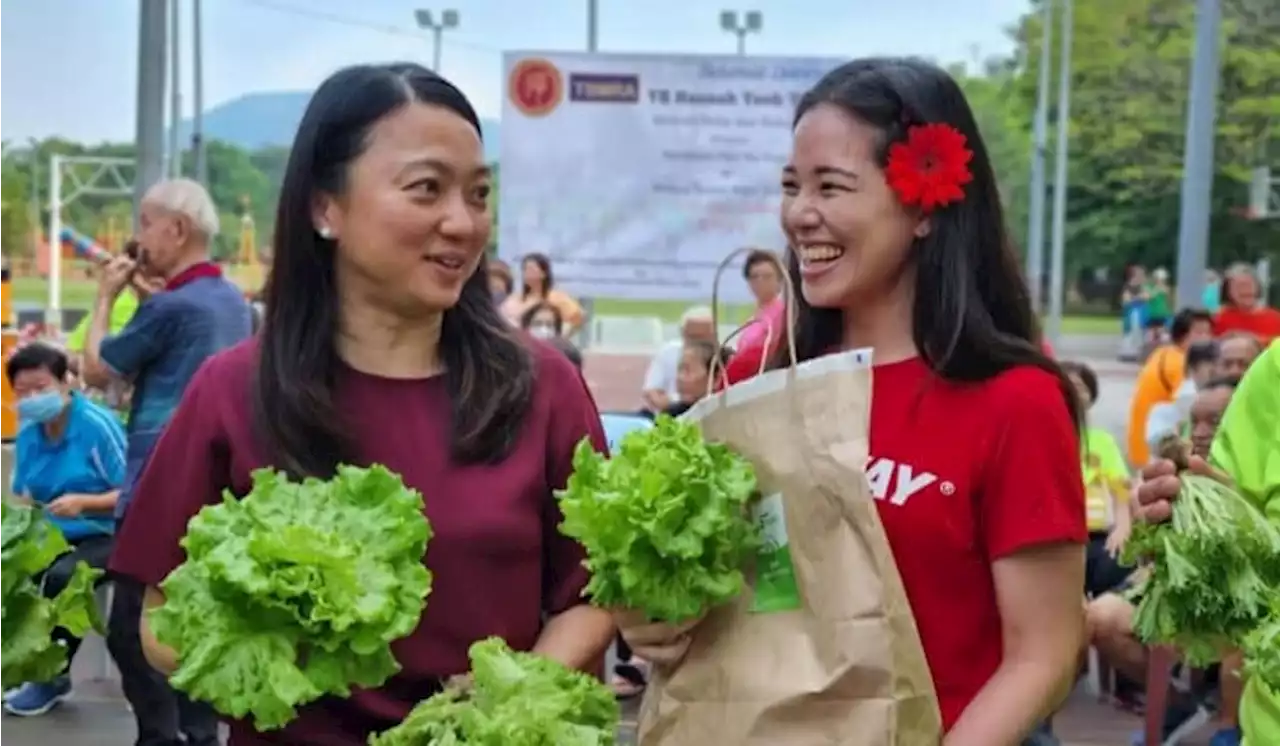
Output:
(5, 334), (1183, 745)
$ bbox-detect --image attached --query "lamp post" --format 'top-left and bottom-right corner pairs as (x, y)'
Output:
(414, 9), (459, 72)
(587, 0), (598, 52)
(1025, 0), (1053, 314)
(1173, 0), (1223, 308)
(719, 10), (762, 56)
(1046, 0), (1073, 347)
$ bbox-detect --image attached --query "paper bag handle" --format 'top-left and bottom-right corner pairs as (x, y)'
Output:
(706, 247), (799, 394)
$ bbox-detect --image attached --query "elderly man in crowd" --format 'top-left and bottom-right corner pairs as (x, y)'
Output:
(81, 177), (253, 746)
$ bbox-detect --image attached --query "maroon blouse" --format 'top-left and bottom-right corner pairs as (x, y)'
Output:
(109, 337), (607, 745)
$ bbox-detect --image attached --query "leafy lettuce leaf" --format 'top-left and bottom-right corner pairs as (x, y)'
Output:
(151, 465), (432, 730)
(368, 637), (618, 746)
(557, 414), (760, 623)
(1243, 593), (1280, 692)
(1, 501), (104, 690)
(1122, 472), (1280, 666)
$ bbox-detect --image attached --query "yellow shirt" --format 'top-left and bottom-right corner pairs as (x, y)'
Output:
(1081, 426), (1129, 531)
(1127, 345), (1185, 465)
(64, 292), (139, 352)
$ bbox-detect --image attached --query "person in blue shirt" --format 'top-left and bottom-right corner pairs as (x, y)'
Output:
(80, 178), (252, 746)
(3, 342), (125, 716)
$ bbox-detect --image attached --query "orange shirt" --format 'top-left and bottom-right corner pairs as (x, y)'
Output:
(1127, 344), (1185, 465)
(1214, 306), (1280, 345)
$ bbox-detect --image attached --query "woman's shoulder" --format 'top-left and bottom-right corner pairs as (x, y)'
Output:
(719, 343), (771, 389)
(973, 364), (1075, 433)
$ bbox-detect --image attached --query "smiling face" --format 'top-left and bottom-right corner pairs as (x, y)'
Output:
(781, 103), (927, 310)
(314, 101), (492, 316)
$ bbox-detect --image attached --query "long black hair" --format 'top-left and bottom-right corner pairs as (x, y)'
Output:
(255, 62), (534, 477)
(773, 57), (1081, 432)
(520, 252), (555, 299)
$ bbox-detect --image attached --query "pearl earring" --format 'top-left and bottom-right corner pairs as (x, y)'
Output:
(317, 225), (333, 240)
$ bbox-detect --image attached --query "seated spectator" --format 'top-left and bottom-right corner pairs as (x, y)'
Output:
(1127, 308), (1214, 466)
(488, 258), (514, 306)
(1213, 263), (1280, 345)
(1145, 340), (1219, 452)
(1216, 331), (1262, 380)
(641, 306), (716, 414)
(501, 253), (584, 336)
(663, 339), (732, 418)
(521, 301), (565, 340)
(1089, 376), (1242, 746)
(2, 342), (126, 717)
(1062, 361), (1133, 597)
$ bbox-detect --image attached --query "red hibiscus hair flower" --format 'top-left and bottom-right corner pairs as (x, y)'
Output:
(884, 123), (974, 213)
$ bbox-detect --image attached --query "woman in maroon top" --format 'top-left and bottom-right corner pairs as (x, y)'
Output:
(109, 63), (615, 745)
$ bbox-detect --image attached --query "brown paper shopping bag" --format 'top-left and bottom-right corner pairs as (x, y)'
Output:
(636, 254), (942, 746)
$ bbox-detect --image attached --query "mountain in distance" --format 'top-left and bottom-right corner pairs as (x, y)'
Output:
(175, 91), (501, 161)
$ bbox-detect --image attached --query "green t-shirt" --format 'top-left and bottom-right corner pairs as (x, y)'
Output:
(1146, 283), (1171, 319)
(1210, 340), (1280, 746)
(64, 292), (139, 352)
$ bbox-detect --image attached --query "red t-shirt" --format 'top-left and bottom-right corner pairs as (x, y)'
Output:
(722, 346), (1085, 731)
(109, 338), (606, 745)
(1214, 306), (1280, 345)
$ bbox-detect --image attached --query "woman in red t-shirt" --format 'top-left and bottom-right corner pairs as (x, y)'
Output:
(625, 58), (1087, 744)
(1213, 263), (1280, 345)
(107, 64), (615, 746)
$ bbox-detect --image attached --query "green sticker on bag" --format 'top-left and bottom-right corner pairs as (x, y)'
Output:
(750, 492), (802, 613)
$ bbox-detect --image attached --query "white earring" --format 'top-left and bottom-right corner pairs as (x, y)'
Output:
(317, 225), (333, 240)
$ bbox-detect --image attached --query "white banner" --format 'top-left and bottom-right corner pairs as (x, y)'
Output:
(498, 52), (844, 303)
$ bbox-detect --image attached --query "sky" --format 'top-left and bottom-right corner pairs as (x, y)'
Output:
(1, 0), (1030, 144)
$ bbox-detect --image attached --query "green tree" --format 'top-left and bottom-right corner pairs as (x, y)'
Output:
(1007, 0), (1280, 277)
(1, 144), (37, 260)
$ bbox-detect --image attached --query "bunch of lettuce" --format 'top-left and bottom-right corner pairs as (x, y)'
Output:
(1242, 594), (1280, 692)
(368, 637), (618, 746)
(151, 465), (432, 730)
(1121, 443), (1280, 666)
(557, 414), (760, 623)
(1, 501), (103, 690)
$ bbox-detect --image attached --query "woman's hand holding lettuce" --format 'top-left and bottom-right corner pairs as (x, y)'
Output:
(1, 502), (103, 690)
(150, 465), (433, 730)
(556, 414), (760, 660)
(368, 636), (619, 745)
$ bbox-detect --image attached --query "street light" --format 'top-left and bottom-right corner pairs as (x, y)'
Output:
(414, 8), (459, 72)
(1046, 0), (1073, 347)
(719, 10), (762, 56)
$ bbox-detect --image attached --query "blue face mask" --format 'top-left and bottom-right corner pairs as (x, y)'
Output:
(17, 390), (67, 424)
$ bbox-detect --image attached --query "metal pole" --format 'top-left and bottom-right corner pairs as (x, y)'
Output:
(587, 0), (598, 51)
(47, 156), (62, 330)
(432, 26), (443, 72)
(192, 0), (207, 185)
(1046, 0), (1072, 346)
(168, 0), (182, 178)
(1174, 0), (1222, 309)
(136, 0), (169, 222)
(736, 30), (746, 56)
(1026, 0), (1053, 314)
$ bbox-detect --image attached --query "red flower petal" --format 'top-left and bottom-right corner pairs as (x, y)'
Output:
(885, 123), (974, 213)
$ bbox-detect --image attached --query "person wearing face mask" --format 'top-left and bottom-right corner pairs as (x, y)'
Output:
(521, 300), (565, 340)
(2, 342), (126, 717)
(489, 257), (515, 307)
(81, 177), (250, 746)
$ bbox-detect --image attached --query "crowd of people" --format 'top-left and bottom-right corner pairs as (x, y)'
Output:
(2, 55), (1277, 746)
